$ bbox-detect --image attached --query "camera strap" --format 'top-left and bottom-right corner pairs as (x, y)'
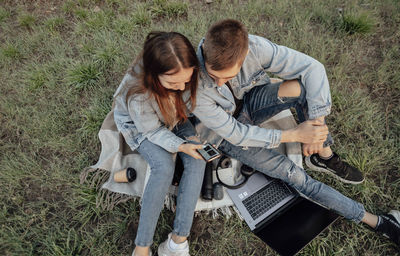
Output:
(215, 155), (251, 189)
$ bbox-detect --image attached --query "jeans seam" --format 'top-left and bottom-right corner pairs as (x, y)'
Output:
(135, 240), (154, 247)
(354, 203), (366, 223)
(173, 230), (190, 237)
(136, 140), (175, 246)
(173, 155), (205, 237)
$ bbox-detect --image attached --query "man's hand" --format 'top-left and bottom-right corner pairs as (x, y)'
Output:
(281, 119), (329, 144)
(178, 143), (204, 160)
(294, 119), (329, 144)
(302, 142), (324, 156)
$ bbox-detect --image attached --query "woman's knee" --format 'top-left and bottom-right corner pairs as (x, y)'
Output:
(190, 159), (206, 175)
(181, 154), (206, 174)
(142, 148), (175, 178)
(150, 159), (175, 176)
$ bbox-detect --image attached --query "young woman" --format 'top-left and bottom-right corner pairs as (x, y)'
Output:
(113, 32), (206, 256)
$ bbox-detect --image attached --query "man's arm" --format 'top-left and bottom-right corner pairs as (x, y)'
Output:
(251, 35), (332, 119)
(193, 91), (329, 148)
(193, 91), (282, 148)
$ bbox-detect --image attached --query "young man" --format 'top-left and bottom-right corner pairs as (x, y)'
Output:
(192, 19), (400, 247)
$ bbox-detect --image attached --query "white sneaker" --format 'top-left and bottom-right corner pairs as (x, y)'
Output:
(157, 233), (190, 256)
(132, 248), (152, 256)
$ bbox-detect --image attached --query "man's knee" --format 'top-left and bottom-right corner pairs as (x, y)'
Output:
(287, 165), (306, 187)
(278, 80), (301, 98)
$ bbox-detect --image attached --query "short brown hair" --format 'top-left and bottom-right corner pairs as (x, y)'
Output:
(203, 19), (248, 71)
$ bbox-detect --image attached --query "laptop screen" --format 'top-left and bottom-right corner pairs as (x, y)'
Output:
(255, 197), (339, 256)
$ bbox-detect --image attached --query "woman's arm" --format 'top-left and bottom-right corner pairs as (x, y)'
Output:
(128, 95), (186, 153)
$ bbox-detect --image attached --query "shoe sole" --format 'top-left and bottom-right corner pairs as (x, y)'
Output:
(158, 243), (190, 256)
(384, 210), (400, 245)
(157, 244), (166, 256)
(157, 246), (166, 256)
(389, 210), (400, 224)
(305, 156), (365, 185)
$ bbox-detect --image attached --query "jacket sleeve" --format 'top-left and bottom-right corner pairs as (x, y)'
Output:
(128, 96), (185, 153)
(193, 91), (282, 148)
(251, 35), (332, 119)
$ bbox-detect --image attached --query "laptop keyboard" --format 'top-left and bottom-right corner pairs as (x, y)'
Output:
(242, 180), (293, 220)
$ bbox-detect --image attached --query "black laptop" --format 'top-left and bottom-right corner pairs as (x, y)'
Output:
(227, 172), (339, 256)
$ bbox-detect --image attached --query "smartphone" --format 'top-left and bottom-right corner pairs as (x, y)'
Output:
(197, 143), (221, 162)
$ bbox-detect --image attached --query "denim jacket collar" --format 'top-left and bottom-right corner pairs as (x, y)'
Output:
(197, 38), (218, 89)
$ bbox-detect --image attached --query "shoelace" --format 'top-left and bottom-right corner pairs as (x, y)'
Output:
(327, 155), (348, 175)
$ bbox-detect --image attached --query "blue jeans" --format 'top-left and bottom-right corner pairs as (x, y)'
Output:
(238, 80), (333, 147)
(135, 120), (206, 247)
(219, 81), (365, 222)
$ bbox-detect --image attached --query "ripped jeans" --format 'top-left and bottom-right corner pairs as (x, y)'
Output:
(135, 120), (206, 247)
(218, 80), (365, 222)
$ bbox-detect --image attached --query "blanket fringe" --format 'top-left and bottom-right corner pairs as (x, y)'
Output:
(80, 167), (134, 210)
(211, 205), (234, 219)
(194, 205), (238, 219)
(80, 167), (109, 189)
(164, 194), (177, 212)
(95, 188), (135, 210)
(232, 205), (244, 221)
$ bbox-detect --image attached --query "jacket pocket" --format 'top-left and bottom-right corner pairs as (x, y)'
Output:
(247, 70), (269, 87)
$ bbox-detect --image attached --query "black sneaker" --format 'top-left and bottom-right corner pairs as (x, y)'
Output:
(305, 152), (365, 184)
(376, 210), (400, 247)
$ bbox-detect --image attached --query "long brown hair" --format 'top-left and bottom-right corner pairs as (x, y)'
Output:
(126, 32), (198, 128)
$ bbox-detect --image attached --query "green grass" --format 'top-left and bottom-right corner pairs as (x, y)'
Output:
(79, 94), (113, 142)
(18, 13), (36, 28)
(44, 16), (66, 32)
(132, 3), (153, 26)
(66, 61), (103, 90)
(151, 0), (188, 19)
(0, 7), (11, 23)
(340, 12), (376, 34)
(1, 44), (22, 60)
(1, 0), (399, 255)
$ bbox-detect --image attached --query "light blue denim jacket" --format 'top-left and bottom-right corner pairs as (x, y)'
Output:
(192, 34), (332, 148)
(113, 64), (189, 153)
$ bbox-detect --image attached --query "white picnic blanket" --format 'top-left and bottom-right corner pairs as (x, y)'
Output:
(82, 107), (302, 214)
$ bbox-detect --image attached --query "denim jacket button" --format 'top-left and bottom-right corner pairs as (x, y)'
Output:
(252, 80), (256, 85)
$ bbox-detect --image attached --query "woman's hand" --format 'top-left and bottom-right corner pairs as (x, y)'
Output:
(178, 143), (204, 160)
